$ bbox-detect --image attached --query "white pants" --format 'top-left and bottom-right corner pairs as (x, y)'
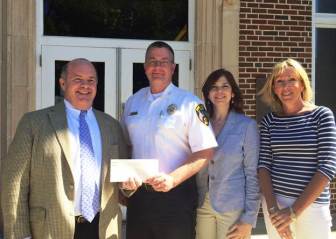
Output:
(196, 193), (245, 239)
(262, 195), (332, 239)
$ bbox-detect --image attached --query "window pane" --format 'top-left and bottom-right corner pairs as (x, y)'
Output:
(315, 28), (336, 118)
(44, 0), (188, 41)
(55, 61), (105, 111)
(132, 63), (179, 94)
(317, 0), (336, 13)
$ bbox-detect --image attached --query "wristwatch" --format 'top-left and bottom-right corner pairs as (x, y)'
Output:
(289, 206), (297, 221)
(268, 206), (278, 214)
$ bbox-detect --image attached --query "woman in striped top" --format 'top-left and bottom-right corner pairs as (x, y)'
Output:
(258, 58), (336, 239)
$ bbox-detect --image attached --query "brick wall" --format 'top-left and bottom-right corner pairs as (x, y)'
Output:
(239, 0), (336, 215)
(239, 0), (312, 117)
(332, 186), (336, 214)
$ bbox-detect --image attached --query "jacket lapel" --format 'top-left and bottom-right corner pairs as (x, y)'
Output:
(217, 111), (237, 145)
(48, 102), (74, 174)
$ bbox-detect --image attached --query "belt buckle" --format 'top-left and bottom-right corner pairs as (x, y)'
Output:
(75, 215), (87, 224)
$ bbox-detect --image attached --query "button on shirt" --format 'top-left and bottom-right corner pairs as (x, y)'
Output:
(64, 100), (102, 216)
(122, 83), (217, 173)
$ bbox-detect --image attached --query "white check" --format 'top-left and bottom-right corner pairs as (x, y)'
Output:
(110, 159), (159, 182)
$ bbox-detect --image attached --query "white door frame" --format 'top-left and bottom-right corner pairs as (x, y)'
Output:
(36, 0), (195, 110)
(312, 1), (336, 103)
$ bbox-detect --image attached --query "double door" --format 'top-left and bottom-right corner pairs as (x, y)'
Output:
(40, 45), (192, 119)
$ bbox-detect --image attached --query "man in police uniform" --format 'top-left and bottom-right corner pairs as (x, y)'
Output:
(122, 41), (217, 239)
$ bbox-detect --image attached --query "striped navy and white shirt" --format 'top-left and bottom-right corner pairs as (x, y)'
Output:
(258, 106), (336, 204)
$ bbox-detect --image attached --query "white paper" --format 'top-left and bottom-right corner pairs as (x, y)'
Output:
(110, 159), (159, 182)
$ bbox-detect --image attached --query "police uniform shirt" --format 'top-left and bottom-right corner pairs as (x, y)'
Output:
(122, 83), (217, 174)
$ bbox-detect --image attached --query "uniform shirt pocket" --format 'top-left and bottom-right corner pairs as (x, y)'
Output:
(158, 114), (178, 129)
(126, 115), (142, 129)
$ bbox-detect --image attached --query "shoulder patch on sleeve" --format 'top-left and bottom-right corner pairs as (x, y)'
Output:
(195, 104), (210, 126)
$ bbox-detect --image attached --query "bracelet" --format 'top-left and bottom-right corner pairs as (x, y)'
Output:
(289, 206), (297, 221)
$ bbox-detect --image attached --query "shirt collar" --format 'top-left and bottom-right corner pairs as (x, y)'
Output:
(64, 99), (93, 119)
(146, 83), (175, 101)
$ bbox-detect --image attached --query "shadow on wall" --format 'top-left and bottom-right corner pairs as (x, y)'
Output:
(256, 77), (271, 124)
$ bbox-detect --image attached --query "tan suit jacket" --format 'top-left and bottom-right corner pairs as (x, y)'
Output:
(1, 102), (127, 239)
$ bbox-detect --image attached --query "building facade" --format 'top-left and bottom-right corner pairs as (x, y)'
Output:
(0, 0), (335, 231)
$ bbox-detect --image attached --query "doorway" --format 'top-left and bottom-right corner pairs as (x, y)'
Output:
(40, 45), (192, 119)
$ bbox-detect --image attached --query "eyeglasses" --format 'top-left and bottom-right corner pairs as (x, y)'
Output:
(146, 60), (172, 67)
(210, 84), (231, 92)
(273, 78), (299, 88)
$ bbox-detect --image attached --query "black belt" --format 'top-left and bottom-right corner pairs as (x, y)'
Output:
(75, 213), (99, 224)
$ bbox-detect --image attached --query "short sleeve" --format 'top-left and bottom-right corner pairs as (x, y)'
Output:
(316, 107), (336, 181)
(186, 97), (217, 152)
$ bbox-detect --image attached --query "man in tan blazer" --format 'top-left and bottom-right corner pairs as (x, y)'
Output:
(1, 58), (129, 239)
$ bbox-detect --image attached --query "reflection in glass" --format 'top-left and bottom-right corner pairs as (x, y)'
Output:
(317, 0), (336, 13)
(44, 0), (188, 41)
(132, 63), (179, 94)
(315, 28), (336, 118)
(55, 61), (105, 111)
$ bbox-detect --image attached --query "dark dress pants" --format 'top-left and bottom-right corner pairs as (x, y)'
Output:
(74, 213), (99, 239)
(126, 177), (197, 239)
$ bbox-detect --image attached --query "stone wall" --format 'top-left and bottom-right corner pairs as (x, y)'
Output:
(195, 0), (240, 96)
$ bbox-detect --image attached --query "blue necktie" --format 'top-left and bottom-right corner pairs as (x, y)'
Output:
(79, 111), (99, 222)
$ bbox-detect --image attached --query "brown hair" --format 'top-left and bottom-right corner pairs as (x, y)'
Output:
(145, 41), (175, 63)
(202, 68), (244, 117)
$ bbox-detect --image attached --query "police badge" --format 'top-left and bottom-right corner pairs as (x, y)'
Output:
(167, 104), (177, 115)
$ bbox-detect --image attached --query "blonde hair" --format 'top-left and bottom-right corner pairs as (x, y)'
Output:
(258, 58), (313, 113)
